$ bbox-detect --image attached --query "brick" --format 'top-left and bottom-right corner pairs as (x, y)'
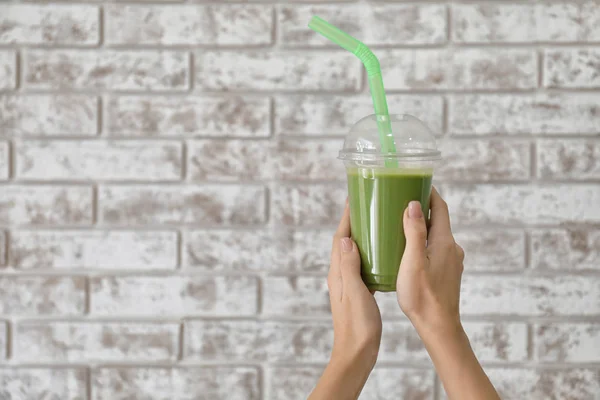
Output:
(184, 229), (331, 273)
(537, 139), (600, 180)
(107, 95), (270, 138)
(10, 230), (177, 270)
(15, 140), (182, 181)
(0, 322), (5, 359)
(379, 322), (428, 362)
(188, 139), (271, 182)
(0, 186), (92, 225)
(482, 369), (600, 400)
(185, 229), (273, 271)
(463, 322), (527, 363)
(280, 230), (332, 273)
(273, 139), (345, 181)
(460, 276), (600, 316)
(0, 369), (87, 400)
(0, 5), (99, 45)
(544, 49), (600, 89)
(0, 141), (8, 180)
(0, 51), (16, 90)
(0, 95), (98, 136)
(92, 367), (260, 400)
(15, 322), (179, 362)
(196, 51), (361, 92)
(453, 3), (600, 44)
(449, 93), (600, 135)
(106, 5), (272, 46)
(541, 2), (600, 42)
(380, 49), (536, 91)
(531, 229), (600, 271)
(0, 276), (84, 316)
(24, 50), (189, 91)
(280, 4), (446, 46)
(91, 276), (258, 316)
(452, 4), (534, 44)
(454, 230), (525, 271)
(365, 370), (436, 400)
(438, 139), (530, 181)
(184, 320), (332, 362)
(373, 292), (404, 318)
(444, 184), (600, 225)
(188, 139), (344, 182)
(263, 277), (330, 317)
(534, 323), (600, 363)
(275, 95), (443, 136)
(268, 367), (434, 400)
(272, 183), (346, 226)
(99, 185), (266, 226)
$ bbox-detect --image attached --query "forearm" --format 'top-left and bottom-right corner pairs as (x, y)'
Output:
(308, 357), (372, 400)
(415, 319), (501, 400)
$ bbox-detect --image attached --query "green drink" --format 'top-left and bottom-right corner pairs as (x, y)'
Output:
(339, 114), (441, 292)
(347, 169), (432, 292)
(307, 17), (441, 291)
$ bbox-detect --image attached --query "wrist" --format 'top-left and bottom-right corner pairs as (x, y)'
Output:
(411, 315), (477, 368)
(411, 313), (465, 346)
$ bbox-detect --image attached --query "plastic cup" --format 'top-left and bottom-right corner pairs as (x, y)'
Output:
(339, 114), (442, 292)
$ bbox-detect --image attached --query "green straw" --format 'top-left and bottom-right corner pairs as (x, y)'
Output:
(308, 16), (397, 167)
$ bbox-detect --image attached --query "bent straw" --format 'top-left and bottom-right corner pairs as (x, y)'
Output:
(308, 16), (397, 167)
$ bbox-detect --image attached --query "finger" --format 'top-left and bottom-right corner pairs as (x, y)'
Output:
(339, 237), (366, 295)
(428, 187), (454, 243)
(330, 200), (350, 263)
(329, 201), (350, 298)
(401, 201), (428, 268)
(334, 199), (351, 239)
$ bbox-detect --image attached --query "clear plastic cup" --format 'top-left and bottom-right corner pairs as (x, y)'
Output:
(339, 114), (442, 292)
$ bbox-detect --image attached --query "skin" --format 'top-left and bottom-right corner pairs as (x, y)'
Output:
(308, 200), (381, 400)
(309, 188), (501, 400)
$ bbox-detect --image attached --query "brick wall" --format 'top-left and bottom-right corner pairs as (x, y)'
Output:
(0, 1), (599, 399)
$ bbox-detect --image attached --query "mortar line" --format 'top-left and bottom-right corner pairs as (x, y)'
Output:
(177, 322), (184, 361)
(5, 320), (12, 360)
(14, 50), (21, 92)
(7, 140), (14, 181)
(98, 5), (105, 48)
(433, 372), (441, 400)
(527, 324), (534, 361)
(86, 367), (92, 400)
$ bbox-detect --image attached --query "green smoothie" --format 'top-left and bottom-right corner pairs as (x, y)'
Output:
(347, 168), (432, 292)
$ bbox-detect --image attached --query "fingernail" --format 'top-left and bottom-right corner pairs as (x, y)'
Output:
(408, 201), (423, 219)
(341, 237), (353, 252)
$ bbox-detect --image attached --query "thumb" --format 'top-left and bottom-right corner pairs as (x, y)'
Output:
(339, 237), (365, 293)
(402, 201), (428, 267)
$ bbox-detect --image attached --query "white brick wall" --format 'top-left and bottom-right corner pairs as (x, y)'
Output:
(0, 1), (599, 399)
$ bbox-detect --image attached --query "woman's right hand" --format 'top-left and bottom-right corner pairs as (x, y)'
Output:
(396, 187), (501, 400)
(396, 186), (465, 333)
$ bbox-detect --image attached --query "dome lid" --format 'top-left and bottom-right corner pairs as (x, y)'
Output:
(338, 114), (441, 162)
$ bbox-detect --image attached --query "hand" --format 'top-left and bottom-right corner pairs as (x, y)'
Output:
(396, 187), (465, 333)
(309, 202), (382, 400)
(396, 188), (501, 400)
(328, 201), (382, 369)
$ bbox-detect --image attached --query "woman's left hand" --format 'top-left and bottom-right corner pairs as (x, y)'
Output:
(309, 202), (382, 400)
(328, 201), (382, 370)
